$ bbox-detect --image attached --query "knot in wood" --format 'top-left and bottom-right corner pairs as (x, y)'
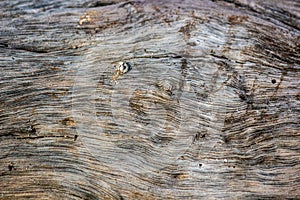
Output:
(112, 61), (132, 82)
(115, 61), (132, 75)
(156, 80), (174, 96)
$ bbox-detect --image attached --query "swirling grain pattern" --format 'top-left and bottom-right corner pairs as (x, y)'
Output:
(0, 0), (299, 199)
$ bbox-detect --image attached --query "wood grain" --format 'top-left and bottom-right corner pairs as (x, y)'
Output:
(0, 0), (299, 199)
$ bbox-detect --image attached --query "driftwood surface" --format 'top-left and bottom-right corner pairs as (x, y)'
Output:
(0, 0), (300, 199)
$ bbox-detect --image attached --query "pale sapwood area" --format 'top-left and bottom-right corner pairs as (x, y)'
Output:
(0, 0), (299, 199)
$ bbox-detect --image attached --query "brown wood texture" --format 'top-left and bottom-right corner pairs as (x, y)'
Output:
(0, 0), (299, 199)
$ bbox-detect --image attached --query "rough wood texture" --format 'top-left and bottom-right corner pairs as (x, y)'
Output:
(1, 0), (299, 199)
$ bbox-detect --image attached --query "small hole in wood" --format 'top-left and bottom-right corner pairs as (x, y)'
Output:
(8, 163), (15, 171)
(271, 79), (276, 84)
(171, 173), (180, 179)
(74, 135), (78, 141)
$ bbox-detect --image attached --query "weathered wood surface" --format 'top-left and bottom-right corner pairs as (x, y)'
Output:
(0, 0), (299, 199)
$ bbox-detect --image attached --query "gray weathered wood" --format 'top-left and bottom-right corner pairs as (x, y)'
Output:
(0, 0), (299, 199)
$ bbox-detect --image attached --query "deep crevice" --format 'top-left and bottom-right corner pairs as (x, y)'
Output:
(87, 1), (118, 8)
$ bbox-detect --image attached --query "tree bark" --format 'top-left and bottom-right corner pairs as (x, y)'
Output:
(0, 0), (299, 199)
